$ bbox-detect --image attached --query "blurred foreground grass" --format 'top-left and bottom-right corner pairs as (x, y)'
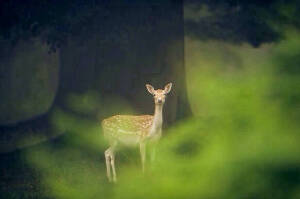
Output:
(2, 31), (300, 199)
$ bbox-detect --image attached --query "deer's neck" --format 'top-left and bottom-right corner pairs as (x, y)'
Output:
(149, 104), (163, 137)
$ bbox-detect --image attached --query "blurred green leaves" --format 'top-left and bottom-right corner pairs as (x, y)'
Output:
(24, 28), (300, 199)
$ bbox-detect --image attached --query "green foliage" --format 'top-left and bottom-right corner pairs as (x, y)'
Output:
(0, 0), (174, 52)
(185, 0), (300, 46)
(22, 31), (300, 199)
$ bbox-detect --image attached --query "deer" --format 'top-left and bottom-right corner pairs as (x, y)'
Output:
(101, 83), (172, 182)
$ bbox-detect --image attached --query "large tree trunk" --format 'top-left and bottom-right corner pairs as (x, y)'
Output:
(0, 39), (59, 153)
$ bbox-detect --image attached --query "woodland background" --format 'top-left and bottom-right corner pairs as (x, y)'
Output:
(0, 0), (299, 198)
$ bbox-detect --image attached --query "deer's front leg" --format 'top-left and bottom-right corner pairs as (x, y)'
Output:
(139, 142), (146, 173)
(150, 145), (156, 163)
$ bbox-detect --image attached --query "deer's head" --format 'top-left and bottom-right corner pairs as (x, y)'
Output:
(146, 83), (172, 105)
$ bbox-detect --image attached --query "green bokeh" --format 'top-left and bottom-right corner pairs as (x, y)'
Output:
(25, 30), (300, 199)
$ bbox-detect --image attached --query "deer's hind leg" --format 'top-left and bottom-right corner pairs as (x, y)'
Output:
(104, 142), (117, 182)
(104, 148), (112, 182)
(110, 149), (117, 182)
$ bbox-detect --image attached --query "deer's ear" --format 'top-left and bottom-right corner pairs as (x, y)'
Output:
(146, 84), (155, 95)
(164, 83), (172, 94)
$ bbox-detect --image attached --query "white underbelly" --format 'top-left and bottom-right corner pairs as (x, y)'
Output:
(117, 134), (141, 146)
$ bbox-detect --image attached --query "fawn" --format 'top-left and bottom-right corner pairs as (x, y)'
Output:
(102, 83), (172, 182)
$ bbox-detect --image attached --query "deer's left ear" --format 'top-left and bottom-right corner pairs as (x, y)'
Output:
(164, 83), (172, 94)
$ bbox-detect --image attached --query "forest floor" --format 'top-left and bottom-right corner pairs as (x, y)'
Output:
(0, 130), (141, 199)
(0, 145), (50, 199)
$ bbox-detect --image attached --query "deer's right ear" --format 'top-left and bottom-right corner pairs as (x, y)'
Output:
(146, 84), (155, 95)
